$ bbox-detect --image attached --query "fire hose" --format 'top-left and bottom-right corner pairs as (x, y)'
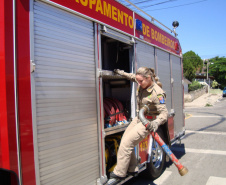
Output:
(139, 107), (188, 176)
(103, 98), (127, 127)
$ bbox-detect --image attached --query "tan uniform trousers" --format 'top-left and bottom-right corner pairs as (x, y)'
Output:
(113, 117), (149, 177)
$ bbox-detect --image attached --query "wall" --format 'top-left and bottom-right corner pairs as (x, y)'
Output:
(184, 83), (189, 94)
(184, 86), (208, 102)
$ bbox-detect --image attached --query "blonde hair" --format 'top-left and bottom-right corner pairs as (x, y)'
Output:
(136, 67), (155, 78)
(136, 67), (162, 88)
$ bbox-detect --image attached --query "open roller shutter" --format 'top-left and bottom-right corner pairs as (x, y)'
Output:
(136, 40), (155, 69)
(101, 25), (132, 45)
(171, 55), (184, 135)
(156, 49), (172, 111)
(32, 1), (99, 184)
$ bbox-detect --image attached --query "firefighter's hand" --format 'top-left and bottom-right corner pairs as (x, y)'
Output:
(145, 120), (158, 132)
(114, 69), (124, 76)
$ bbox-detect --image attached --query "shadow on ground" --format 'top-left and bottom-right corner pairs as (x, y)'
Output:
(165, 143), (186, 168)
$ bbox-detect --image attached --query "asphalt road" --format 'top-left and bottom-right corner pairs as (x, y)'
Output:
(124, 97), (226, 185)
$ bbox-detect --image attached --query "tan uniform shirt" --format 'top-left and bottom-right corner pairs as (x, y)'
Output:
(121, 71), (168, 126)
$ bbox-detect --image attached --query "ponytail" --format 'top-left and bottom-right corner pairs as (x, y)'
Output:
(152, 69), (162, 88)
(154, 76), (162, 88)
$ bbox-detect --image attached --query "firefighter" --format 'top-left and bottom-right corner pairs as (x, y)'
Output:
(109, 67), (168, 181)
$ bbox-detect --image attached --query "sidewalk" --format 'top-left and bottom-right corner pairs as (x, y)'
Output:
(184, 93), (222, 108)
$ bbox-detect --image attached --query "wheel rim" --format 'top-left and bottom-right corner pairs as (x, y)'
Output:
(152, 140), (163, 168)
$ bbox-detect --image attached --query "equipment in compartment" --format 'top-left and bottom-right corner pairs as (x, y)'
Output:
(105, 135), (122, 175)
(104, 97), (128, 128)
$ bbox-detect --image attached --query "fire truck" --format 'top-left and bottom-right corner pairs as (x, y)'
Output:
(0, 0), (185, 184)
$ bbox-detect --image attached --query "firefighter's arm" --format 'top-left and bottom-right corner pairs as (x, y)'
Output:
(114, 69), (136, 82)
(145, 94), (168, 132)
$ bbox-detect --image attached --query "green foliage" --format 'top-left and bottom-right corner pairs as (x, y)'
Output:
(183, 60), (196, 81)
(205, 103), (212, 107)
(188, 80), (202, 91)
(211, 80), (219, 89)
(208, 57), (226, 88)
(183, 51), (203, 81)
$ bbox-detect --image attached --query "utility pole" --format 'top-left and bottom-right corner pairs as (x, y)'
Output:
(204, 59), (209, 83)
(205, 59), (209, 80)
(204, 59), (210, 93)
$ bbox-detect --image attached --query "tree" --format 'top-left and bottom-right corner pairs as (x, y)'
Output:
(183, 60), (195, 81)
(183, 51), (203, 81)
(211, 80), (219, 89)
(208, 57), (226, 88)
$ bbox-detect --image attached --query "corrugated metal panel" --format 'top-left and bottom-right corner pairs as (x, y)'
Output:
(32, 1), (99, 184)
(136, 40), (155, 69)
(156, 49), (171, 111)
(171, 55), (184, 134)
(101, 25), (132, 45)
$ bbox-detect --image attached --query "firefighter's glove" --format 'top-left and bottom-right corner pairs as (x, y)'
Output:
(145, 120), (158, 132)
(114, 69), (124, 76)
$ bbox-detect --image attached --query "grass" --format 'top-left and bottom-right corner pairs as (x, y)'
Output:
(205, 103), (213, 107)
(209, 88), (223, 94)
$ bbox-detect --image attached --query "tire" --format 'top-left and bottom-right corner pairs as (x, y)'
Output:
(142, 128), (166, 180)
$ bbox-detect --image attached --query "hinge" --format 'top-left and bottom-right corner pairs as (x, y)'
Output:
(130, 37), (135, 44)
(98, 175), (108, 185)
(171, 78), (174, 84)
(102, 130), (106, 138)
(170, 109), (175, 116)
(101, 25), (107, 33)
(97, 68), (102, 78)
(30, 60), (35, 73)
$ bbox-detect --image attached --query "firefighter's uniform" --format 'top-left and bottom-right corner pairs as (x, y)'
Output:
(113, 71), (168, 178)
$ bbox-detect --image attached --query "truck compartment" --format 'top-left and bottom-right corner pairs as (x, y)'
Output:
(101, 35), (134, 176)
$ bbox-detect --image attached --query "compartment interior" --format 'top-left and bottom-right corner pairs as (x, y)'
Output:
(101, 35), (133, 125)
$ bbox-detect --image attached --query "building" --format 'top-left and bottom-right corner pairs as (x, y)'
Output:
(195, 59), (214, 86)
(184, 78), (191, 93)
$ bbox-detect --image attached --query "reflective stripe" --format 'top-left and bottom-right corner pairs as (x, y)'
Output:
(145, 115), (156, 119)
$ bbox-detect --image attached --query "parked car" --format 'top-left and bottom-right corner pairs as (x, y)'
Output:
(223, 87), (226, 97)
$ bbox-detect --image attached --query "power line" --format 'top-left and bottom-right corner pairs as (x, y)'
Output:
(123, 0), (177, 7)
(132, 0), (157, 5)
(140, 0), (177, 8)
(145, 0), (208, 11)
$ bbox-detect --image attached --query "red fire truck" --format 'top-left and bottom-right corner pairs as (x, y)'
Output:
(0, 0), (185, 184)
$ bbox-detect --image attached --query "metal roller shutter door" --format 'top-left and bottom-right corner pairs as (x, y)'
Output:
(135, 41), (155, 118)
(136, 40), (155, 69)
(32, 1), (99, 184)
(156, 49), (172, 111)
(171, 55), (184, 134)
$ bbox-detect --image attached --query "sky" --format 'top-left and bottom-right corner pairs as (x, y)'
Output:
(120, 0), (226, 59)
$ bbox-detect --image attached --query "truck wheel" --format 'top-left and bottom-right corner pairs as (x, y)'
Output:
(143, 128), (166, 180)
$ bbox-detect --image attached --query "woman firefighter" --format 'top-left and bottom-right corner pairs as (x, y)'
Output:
(109, 67), (168, 181)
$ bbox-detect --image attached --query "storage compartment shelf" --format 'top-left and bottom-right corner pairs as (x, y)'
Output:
(104, 122), (130, 136)
(101, 70), (127, 80)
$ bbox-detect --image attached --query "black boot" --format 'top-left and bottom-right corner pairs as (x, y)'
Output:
(110, 172), (125, 180)
(127, 171), (139, 177)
